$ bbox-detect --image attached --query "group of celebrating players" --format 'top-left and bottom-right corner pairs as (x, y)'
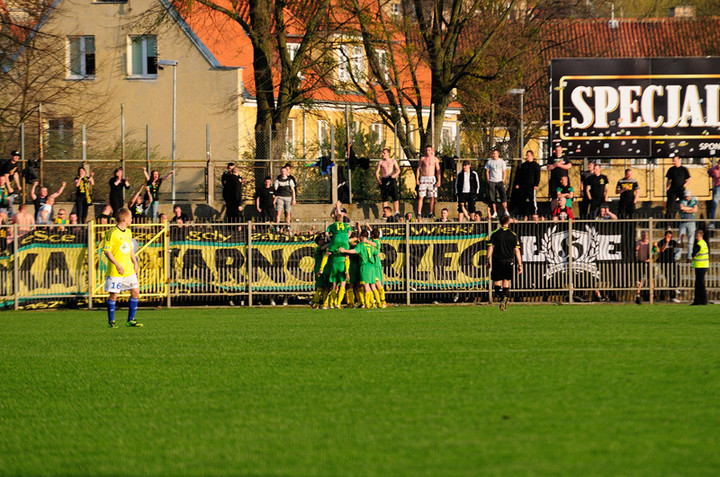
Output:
(311, 202), (388, 310)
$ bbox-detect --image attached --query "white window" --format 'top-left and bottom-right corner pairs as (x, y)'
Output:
(442, 125), (455, 146)
(390, 2), (402, 18)
(287, 43), (299, 61)
(337, 45), (364, 83)
(318, 120), (329, 145)
(337, 45), (351, 82)
(68, 36), (95, 79)
(128, 35), (157, 77)
(376, 49), (390, 82)
(371, 123), (384, 144)
(285, 118), (296, 158)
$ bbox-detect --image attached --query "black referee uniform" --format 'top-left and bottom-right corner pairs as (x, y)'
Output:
(487, 219), (522, 309)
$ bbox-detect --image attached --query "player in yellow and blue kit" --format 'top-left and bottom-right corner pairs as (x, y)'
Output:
(103, 207), (142, 328)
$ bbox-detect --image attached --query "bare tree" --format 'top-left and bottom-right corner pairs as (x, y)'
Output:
(0, 0), (114, 158)
(172, 0), (343, 178)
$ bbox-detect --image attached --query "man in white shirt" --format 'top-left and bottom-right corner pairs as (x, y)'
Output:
(485, 148), (508, 219)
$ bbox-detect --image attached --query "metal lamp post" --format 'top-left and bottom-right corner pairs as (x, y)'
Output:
(508, 88), (525, 158)
(159, 59), (178, 202)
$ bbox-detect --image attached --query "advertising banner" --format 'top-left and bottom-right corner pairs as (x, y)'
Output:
(550, 57), (720, 158)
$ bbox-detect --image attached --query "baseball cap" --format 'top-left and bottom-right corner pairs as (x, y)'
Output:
(11, 150), (20, 156)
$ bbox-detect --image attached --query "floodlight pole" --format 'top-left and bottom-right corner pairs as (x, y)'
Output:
(159, 59), (178, 202)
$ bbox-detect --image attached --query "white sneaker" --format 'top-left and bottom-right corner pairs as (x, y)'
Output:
(671, 298), (681, 303)
(270, 300), (276, 306)
(491, 213), (498, 219)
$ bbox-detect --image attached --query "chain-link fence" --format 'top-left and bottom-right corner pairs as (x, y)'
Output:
(3, 121), (718, 219)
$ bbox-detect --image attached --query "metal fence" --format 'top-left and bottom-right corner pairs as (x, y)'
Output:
(1, 219), (717, 309)
(3, 122), (717, 212)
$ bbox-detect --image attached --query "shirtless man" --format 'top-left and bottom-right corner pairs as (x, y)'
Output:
(375, 148), (400, 216)
(415, 145), (441, 218)
(7, 204), (35, 241)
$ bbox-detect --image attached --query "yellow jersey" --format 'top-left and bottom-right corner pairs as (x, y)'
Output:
(103, 226), (135, 277)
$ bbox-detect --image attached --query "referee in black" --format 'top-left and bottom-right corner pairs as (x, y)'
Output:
(486, 215), (522, 311)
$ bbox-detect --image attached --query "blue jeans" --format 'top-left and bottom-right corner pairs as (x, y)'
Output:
(709, 185), (720, 226)
(147, 201), (159, 221)
(677, 221), (696, 260)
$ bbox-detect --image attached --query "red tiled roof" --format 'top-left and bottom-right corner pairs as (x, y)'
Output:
(541, 16), (720, 59)
(174, 0), (451, 109)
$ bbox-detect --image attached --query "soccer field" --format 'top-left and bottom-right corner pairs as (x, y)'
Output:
(1, 304), (718, 476)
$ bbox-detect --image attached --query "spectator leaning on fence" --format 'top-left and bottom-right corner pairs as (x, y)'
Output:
(677, 189), (698, 261)
(655, 228), (680, 303)
(691, 228), (709, 306)
(579, 161), (595, 219)
(585, 164), (609, 219)
(665, 157), (690, 219)
(547, 143), (572, 212)
(274, 165), (296, 224)
(512, 150), (541, 220)
(616, 168), (639, 219)
(74, 167), (94, 223)
(596, 203), (618, 220)
(455, 160), (479, 222)
(108, 168), (130, 215)
(708, 162), (720, 229)
(142, 167), (175, 221)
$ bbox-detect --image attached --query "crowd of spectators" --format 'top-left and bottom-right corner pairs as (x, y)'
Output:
(1, 142), (718, 239)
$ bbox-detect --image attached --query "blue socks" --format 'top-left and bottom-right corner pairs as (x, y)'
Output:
(106, 300), (116, 324)
(128, 297), (139, 322)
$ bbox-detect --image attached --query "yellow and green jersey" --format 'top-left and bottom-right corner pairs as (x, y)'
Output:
(103, 226), (135, 277)
(326, 221), (351, 252)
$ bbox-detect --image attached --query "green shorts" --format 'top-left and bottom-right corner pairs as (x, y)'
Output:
(374, 264), (383, 283)
(348, 260), (361, 285)
(315, 270), (329, 289)
(360, 264), (376, 285)
(326, 257), (347, 283)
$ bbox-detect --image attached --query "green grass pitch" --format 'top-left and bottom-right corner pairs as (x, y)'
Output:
(1, 304), (719, 476)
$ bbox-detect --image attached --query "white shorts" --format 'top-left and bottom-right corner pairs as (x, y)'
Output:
(417, 176), (438, 198)
(105, 274), (139, 293)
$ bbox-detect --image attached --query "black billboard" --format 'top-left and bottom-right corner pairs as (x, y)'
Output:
(549, 57), (720, 159)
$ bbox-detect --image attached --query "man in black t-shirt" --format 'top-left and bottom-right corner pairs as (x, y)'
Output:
(616, 168), (639, 219)
(486, 215), (522, 311)
(585, 164), (609, 219)
(255, 176), (276, 222)
(665, 157), (690, 218)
